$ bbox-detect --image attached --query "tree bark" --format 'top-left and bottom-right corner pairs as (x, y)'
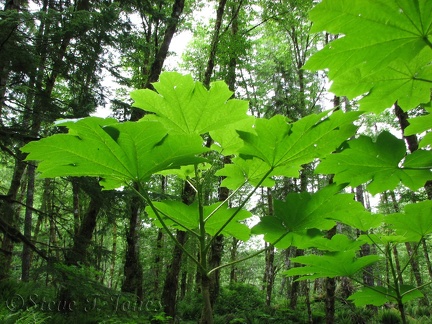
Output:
(264, 188), (275, 307)
(21, 163), (36, 281)
(229, 237), (238, 284)
(122, 193), (144, 300)
(131, 0), (186, 121)
(161, 181), (194, 322)
(325, 226), (337, 324)
(203, 0), (228, 88)
(394, 103), (432, 199)
(0, 158), (26, 280)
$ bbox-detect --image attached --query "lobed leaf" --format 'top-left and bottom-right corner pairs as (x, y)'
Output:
(21, 117), (207, 190)
(348, 285), (424, 307)
(305, 0), (432, 112)
(131, 72), (250, 135)
(283, 251), (380, 281)
(251, 184), (366, 248)
(316, 131), (432, 194)
(146, 201), (251, 241)
(385, 200), (432, 242)
(237, 110), (360, 177)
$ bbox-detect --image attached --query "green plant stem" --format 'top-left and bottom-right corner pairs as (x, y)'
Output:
(129, 182), (205, 274)
(196, 164), (209, 276)
(401, 281), (432, 298)
(387, 243), (408, 324)
(207, 231), (289, 276)
(424, 36), (432, 50)
(203, 183), (245, 223)
(204, 166), (274, 254)
(397, 239), (423, 283)
(151, 207), (201, 239)
(350, 277), (398, 300)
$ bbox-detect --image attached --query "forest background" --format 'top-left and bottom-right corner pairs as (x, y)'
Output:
(1, 0), (432, 323)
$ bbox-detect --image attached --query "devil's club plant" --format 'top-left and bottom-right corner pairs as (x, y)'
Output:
(21, 1), (432, 323)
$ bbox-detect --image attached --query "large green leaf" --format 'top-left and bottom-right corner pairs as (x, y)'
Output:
(348, 285), (424, 307)
(305, 0), (432, 112)
(316, 131), (432, 194)
(210, 116), (255, 156)
(283, 251), (380, 281)
(405, 106), (432, 148)
(307, 234), (365, 252)
(215, 157), (279, 190)
(251, 184), (365, 248)
(237, 110), (360, 176)
(21, 117), (207, 190)
(385, 200), (432, 242)
(130, 72), (249, 135)
(327, 212), (384, 232)
(146, 201), (251, 241)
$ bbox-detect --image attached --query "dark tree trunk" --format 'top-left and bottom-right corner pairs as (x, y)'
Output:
(325, 226), (337, 324)
(209, 234), (224, 307)
(203, 0), (227, 87)
(161, 230), (188, 322)
(153, 228), (164, 295)
(355, 185), (375, 287)
(394, 103), (432, 199)
(0, 159), (26, 280)
(21, 163), (36, 281)
(131, 0), (185, 121)
(161, 181), (194, 322)
(122, 193), (144, 300)
(229, 237), (238, 284)
(264, 188), (275, 307)
(289, 248), (304, 309)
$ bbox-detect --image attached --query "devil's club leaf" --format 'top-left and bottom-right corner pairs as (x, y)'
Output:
(21, 117), (207, 190)
(305, 0), (432, 112)
(348, 285), (424, 307)
(210, 116), (255, 156)
(355, 49), (432, 113)
(283, 251), (380, 281)
(146, 201), (251, 241)
(215, 157), (282, 190)
(308, 234), (364, 252)
(131, 72), (249, 135)
(328, 212), (384, 232)
(405, 106), (432, 148)
(316, 131), (432, 194)
(237, 110), (360, 176)
(386, 200), (432, 242)
(252, 184), (365, 248)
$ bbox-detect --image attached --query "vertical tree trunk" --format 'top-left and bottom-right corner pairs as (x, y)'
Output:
(394, 103), (432, 199)
(421, 238), (432, 279)
(0, 0), (21, 118)
(21, 163), (36, 281)
(325, 226), (337, 324)
(72, 179), (80, 236)
(0, 159), (26, 280)
(355, 185), (375, 287)
(229, 237), (238, 284)
(289, 247), (304, 309)
(131, 0), (185, 121)
(203, 0), (228, 87)
(162, 230), (188, 322)
(108, 222), (117, 289)
(161, 181), (194, 322)
(122, 193), (144, 300)
(264, 188), (275, 307)
(59, 189), (103, 307)
(153, 228), (164, 295)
